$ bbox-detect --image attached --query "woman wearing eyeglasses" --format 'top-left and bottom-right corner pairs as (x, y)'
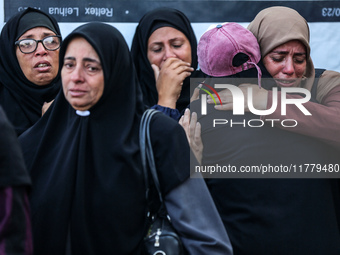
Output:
(0, 7), (61, 136)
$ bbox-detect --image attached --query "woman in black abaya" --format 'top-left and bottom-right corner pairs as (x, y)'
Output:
(131, 7), (202, 120)
(0, 7), (61, 135)
(19, 22), (232, 255)
(0, 106), (32, 254)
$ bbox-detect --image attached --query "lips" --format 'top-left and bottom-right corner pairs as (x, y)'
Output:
(69, 89), (87, 97)
(34, 61), (51, 72)
(274, 79), (297, 87)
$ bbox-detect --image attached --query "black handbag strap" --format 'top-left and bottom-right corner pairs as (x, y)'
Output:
(139, 109), (165, 212)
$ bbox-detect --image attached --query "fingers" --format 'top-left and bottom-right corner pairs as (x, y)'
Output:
(190, 113), (203, 165)
(178, 115), (183, 125)
(180, 109), (200, 145)
(193, 124), (203, 164)
(190, 86), (200, 102)
(207, 88), (231, 104)
(194, 121), (202, 145)
(163, 57), (190, 68)
(207, 94), (220, 104)
(162, 58), (194, 76)
(214, 103), (233, 111)
(156, 58), (194, 89)
(179, 109), (203, 164)
(179, 108), (191, 141)
(151, 64), (160, 82)
(155, 58), (194, 108)
(193, 121), (203, 155)
(182, 108), (191, 129)
(189, 111), (198, 140)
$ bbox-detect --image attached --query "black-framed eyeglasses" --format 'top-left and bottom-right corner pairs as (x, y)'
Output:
(15, 35), (61, 54)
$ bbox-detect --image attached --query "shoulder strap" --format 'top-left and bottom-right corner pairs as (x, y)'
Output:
(139, 109), (164, 211)
(310, 68), (326, 103)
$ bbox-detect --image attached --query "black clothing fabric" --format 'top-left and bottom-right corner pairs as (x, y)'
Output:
(0, 105), (32, 253)
(191, 95), (340, 255)
(19, 22), (190, 255)
(16, 11), (58, 40)
(0, 186), (33, 255)
(131, 7), (198, 113)
(0, 7), (61, 136)
(0, 106), (30, 187)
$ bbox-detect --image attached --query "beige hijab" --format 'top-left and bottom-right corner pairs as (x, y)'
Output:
(248, 6), (340, 102)
(247, 7), (315, 88)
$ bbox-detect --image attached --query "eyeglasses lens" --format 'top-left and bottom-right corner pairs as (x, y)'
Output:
(17, 36), (60, 53)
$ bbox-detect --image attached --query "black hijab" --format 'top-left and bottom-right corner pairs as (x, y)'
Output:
(131, 7), (198, 112)
(0, 106), (30, 187)
(19, 22), (190, 254)
(0, 7), (61, 136)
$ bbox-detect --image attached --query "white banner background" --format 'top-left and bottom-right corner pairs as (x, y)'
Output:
(1, 1), (339, 72)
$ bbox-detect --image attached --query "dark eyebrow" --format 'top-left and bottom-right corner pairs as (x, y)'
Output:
(148, 42), (163, 49)
(170, 37), (184, 42)
(294, 52), (307, 56)
(64, 56), (76, 61)
(149, 37), (185, 46)
(83, 57), (101, 64)
(271, 50), (306, 56)
(271, 50), (288, 55)
(21, 32), (56, 39)
(64, 57), (100, 64)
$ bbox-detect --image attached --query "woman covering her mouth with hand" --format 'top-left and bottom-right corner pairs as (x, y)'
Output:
(131, 7), (201, 120)
(0, 7), (61, 136)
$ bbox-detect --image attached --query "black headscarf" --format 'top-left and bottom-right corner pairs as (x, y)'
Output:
(0, 7), (61, 136)
(19, 22), (190, 254)
(131, 7), (199, 112)
(16, 11), (58, 40)
(0, 106), (30, 187)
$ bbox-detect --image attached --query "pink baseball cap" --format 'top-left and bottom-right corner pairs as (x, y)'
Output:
(198, 22), (262, 85)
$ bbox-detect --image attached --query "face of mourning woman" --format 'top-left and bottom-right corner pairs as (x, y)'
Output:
(15, 27), (60, 86)
(147, 26), (192, 69)
(61, 37), (104, 111)
(263, 40), (307, 88)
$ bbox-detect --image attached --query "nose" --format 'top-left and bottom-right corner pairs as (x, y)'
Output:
(70, 66), (85, 83)
(34, 41), (48, 56)
(163, 45), (176, 61)
(282, 57), (295, 76)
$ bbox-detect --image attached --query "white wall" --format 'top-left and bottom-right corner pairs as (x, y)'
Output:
(1, 1), (340, 72)
(0, 0), (3, 30)
(309, 22), (340, 72)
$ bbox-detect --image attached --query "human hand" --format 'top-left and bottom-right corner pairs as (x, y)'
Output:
(190, 83), (202, 103)
(207, 84), (268, 112)
(179, 108), (203, 164)
(152, 58), (194, 109)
